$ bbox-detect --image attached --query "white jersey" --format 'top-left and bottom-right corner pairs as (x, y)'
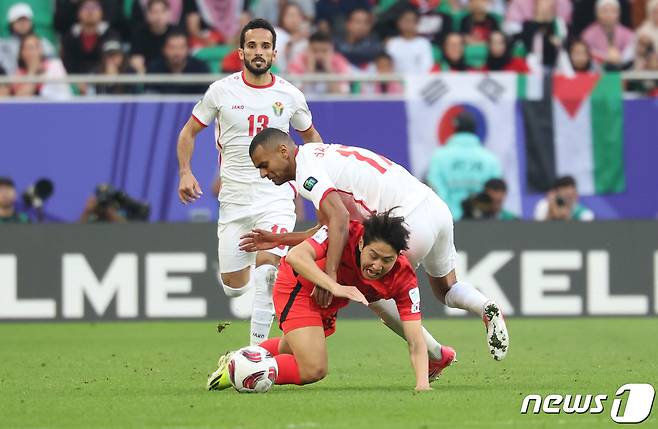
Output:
(192, 72), (313, 205)
(295, 143), (434, 218)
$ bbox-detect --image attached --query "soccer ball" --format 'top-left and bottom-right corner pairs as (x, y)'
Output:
(228, 346), (278, 393)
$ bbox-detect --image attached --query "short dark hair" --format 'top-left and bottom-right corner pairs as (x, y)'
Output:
(0, 176), (15, 188)
(147, 0), (169, 10)
(348, 7), (371, 21)
(454, 111), (477, 133)
(240, 18), (276, 49)
(362, 208), (410, 254)
(553, 175), (577, 189)
(374, 51), (393, 62)
(165, 28), (187, 44)
(309, 31), (332, 44)
(249, 128), (291, 158)
(485, 178), (507, 192)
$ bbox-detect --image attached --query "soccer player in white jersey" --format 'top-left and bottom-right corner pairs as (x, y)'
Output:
(176, 19), (323, 345)
(244, 128), (510, 361)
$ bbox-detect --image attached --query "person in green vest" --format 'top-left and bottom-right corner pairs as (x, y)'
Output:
(426, 111), (503, 220)
(484, 178), (518, 220)
(0, 177), (30, 224)
(533, 175), (595, 221)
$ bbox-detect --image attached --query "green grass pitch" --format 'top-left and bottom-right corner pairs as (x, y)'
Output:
(1, 318), (656, 429)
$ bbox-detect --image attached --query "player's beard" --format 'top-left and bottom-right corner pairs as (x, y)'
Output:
(244, 56), (272, 76)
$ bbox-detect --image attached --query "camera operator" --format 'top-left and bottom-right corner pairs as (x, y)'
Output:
(461, 191), (496, 220)
(79, 184), (150, 223)
(0, 177), (30, 224)
(533, 175), (595, 221)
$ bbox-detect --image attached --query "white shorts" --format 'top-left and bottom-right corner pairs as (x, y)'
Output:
(217, 199), (296, 274)
(403, 191), (457, 278)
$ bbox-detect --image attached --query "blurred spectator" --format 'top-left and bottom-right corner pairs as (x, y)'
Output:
(184, 0), (246, 52)
(461, 191), (496, 220)
(275, 2), (311, 72)
(130, 0), (176, 74)
(426, 111), (502, 220)
(0, 177), (30, 224)
(519, 0), (568, 70)
(412, 0), (454, 46)
(334, 8), (382, 69)
(250, 0), (315, 26)
(146, 29), (209, 94)
(80, 184), (150, 223)
(93, 39), (138, 95)
(534, 175), (594, 221)
(220, 10), (252, 73)
(460, 0), (500, 44)
(385, 8), (433, 73)
(484, 178), (518, 220)
(581, 0), (635, 70)
(628, 34), (658, 95)
(439, 32), (468, 71)
(637, 0), (658, 50)
(55, 0), (128, 40)
(505, 0), (572, 34)
(482, 30), (529, 71)
(361, 52), (404, 95)
(568, 38), (595, 72)
(61, 0), (118, 76)
(0, 65), (9, 97)
(11, 34), (72, 99)
(315, 0), (371, 36)
(131, 0), (184, 29)
(0, 3), (56, 75)
(288, 31), (351, 94)
(571, 0), (632, 37)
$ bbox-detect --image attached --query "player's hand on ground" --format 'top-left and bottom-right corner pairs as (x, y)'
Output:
(239, 229), (278, 252)
(178, 172), (203, 204)
(415, 384), (432, 392)
(332, 285), (368, 306)
(311, 286), (334, 308)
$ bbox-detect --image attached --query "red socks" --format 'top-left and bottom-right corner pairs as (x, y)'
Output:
(274, 354), (302, 385)
(259, 337), (281, 356)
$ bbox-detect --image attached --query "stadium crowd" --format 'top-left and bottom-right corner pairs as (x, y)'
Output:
(0, 0), (656, 98)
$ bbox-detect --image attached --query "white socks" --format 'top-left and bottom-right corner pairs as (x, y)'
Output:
(368, 299), (443, 361)
(250, 264), (277, 345)
(444, 281), (488, 317)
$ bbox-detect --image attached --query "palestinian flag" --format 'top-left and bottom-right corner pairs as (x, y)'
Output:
(522, 73), (625, 194)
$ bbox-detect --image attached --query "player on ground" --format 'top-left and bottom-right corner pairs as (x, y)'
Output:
(208, 210), (456, 391)
(244, 129), (509, 360)
(176, 19), (324, 345)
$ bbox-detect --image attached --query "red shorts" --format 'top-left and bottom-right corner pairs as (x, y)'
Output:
(273, 261), (348, 337)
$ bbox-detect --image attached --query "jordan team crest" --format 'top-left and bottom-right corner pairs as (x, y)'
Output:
(272, 101), (284, 116)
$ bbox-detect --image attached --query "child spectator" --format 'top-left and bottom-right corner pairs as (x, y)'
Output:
(386, 8), (433, 73)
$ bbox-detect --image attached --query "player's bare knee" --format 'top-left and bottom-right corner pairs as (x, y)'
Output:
(300, 363), (327, 383)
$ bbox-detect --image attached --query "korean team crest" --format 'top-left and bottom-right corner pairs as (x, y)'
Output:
(272, 101), (284, 116)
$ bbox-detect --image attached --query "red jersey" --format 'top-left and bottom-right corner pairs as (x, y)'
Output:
(278, 221), (421, 322)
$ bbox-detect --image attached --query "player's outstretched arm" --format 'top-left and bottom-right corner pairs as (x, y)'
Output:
(402, 320), (431, 391)
(177, 117), (206, 204)
(318, 192), (350, 282)
(286, 242), (368, 305)
(239, 225), (322, 252)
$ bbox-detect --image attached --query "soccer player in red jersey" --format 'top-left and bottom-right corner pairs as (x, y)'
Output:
(208, 210), (456, 391)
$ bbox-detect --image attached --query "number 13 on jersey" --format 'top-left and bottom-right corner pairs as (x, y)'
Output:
(248, 114), (269, 136)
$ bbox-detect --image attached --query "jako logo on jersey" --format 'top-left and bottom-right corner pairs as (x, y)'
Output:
(272, 101), (284, 116)
(520, 384), (655, 424)
(232, 105), (244, 109)
(303, 177), (318, 191)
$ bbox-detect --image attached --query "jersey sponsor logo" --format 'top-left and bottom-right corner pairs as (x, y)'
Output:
(232, 105), (244, 109)
(272, 101), (284, 116)
(303, 177), (318, 191)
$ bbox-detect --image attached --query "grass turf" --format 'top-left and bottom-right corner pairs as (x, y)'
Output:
(1, 318), (656, 429)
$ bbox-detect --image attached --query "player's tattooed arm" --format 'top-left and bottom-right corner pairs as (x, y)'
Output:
(286, 242), (368, 305)
(177, 116), (206, 204)
(402, 320), (431, 391)
(297, 125), (323, 144)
